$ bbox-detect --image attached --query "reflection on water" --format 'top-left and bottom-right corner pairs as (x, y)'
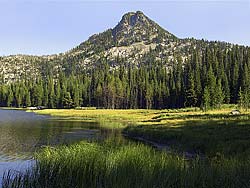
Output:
(0, 109), (122, 186)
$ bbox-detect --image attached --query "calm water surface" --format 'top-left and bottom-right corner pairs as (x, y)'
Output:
(0, 109), (122, 186)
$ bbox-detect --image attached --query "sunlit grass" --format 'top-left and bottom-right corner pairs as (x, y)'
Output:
(31, 109), (158, 124)
(31, 107), (250, 155)
(31, 104), (250, 125)
(31, 106), (250, 157)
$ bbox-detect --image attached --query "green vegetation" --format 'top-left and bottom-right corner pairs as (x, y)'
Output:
(3, 107), (250, 187)
(1, 12), (250, 111)
(122, 106), (250, 158)
(34, 107), (250, 158)
(125, 118), (250, 158)
(1, 44), (250, 110)
(3, 141), (250, 188)
(1, 11), (250, 188)
(29, 107), (250, 159)
(32, 109), (157, 123)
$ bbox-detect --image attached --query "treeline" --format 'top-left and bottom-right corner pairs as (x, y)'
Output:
(0, 45), (250, 109)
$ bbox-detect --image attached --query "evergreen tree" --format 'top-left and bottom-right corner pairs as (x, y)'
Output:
(238, 87), (244, 110)
(185, 71), (197, 107)
(202, 86), (210, 111)
(7, 89), (13, 107)
(63, 92), (73, 108)
(214, 79), (224, 109)
(25, 91), (31, 107)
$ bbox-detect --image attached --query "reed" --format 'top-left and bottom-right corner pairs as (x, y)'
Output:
(3, 141), (250, 188)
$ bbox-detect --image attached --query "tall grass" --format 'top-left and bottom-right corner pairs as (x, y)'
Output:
(3, 141), (250, 188)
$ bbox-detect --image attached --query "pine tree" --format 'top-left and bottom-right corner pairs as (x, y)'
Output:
(63, 92), (73, 108)
(7, 89), (13, 107)
(223, 76), (231, 104)
(48, 79), (55, 108)
(55, 82), (61, 108)
(206, 66), (217, 108)
(238, 87), (244, 110)
(73, 86), (80, 107)
(185, 71), (197, 107)
(96, 83), (102, 107)
(43, 86), (49, 107)
(202, 86), (210, 111)
(214, 79), (224, 109)
(25, 91), (31, 107)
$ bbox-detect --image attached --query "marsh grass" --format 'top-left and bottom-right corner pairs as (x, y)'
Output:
(3, 141), (250, 188)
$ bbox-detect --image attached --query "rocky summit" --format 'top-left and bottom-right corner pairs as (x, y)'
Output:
(112, 11), (175, 46)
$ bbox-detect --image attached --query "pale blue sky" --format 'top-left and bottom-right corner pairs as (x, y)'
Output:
(0, 0), (249, 56)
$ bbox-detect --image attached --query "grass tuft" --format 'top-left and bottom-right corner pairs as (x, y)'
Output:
(3, 141), (250, 188)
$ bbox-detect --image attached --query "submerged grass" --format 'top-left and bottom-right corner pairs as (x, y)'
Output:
(3, 141), (250, 188)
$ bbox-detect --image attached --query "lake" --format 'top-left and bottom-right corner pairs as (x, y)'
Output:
(0, 109), (122, 186)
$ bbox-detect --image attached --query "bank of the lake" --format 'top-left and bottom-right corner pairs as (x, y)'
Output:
(0, 109), (125, 187)
(32, 106), (250, 158)
(4, 106), (250, 188)
(4, 140), (250, 188)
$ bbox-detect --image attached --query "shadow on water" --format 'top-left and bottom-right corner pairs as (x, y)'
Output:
(0, 109), (124, 186)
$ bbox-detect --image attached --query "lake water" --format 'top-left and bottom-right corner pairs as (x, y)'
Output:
(0, 109), (122, 186)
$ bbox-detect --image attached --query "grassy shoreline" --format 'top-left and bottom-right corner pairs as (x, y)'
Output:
(4, 141), (250, 188)
(3, 106), (250, 187)
(27, 107), (250, 155)
(31, 106), (250, 158)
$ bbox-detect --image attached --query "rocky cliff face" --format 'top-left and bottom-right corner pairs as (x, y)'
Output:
(112, 11), (175, 46)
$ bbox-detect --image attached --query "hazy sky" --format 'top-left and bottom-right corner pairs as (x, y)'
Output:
(0, 0), (249, 56)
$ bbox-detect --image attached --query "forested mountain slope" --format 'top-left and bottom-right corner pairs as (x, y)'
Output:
(0, 11), (249, 109)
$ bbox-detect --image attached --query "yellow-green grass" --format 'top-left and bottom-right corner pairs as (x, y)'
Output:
(30, 104), (248, 126)
(31, 109), (158, 124)
(30, 105), (250, 157)
(0, 107), (27, 111)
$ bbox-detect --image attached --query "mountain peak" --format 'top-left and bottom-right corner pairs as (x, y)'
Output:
(71, 11), (178, 59)
(119, 11), (150, 27)
(112, 11), (176, 46)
